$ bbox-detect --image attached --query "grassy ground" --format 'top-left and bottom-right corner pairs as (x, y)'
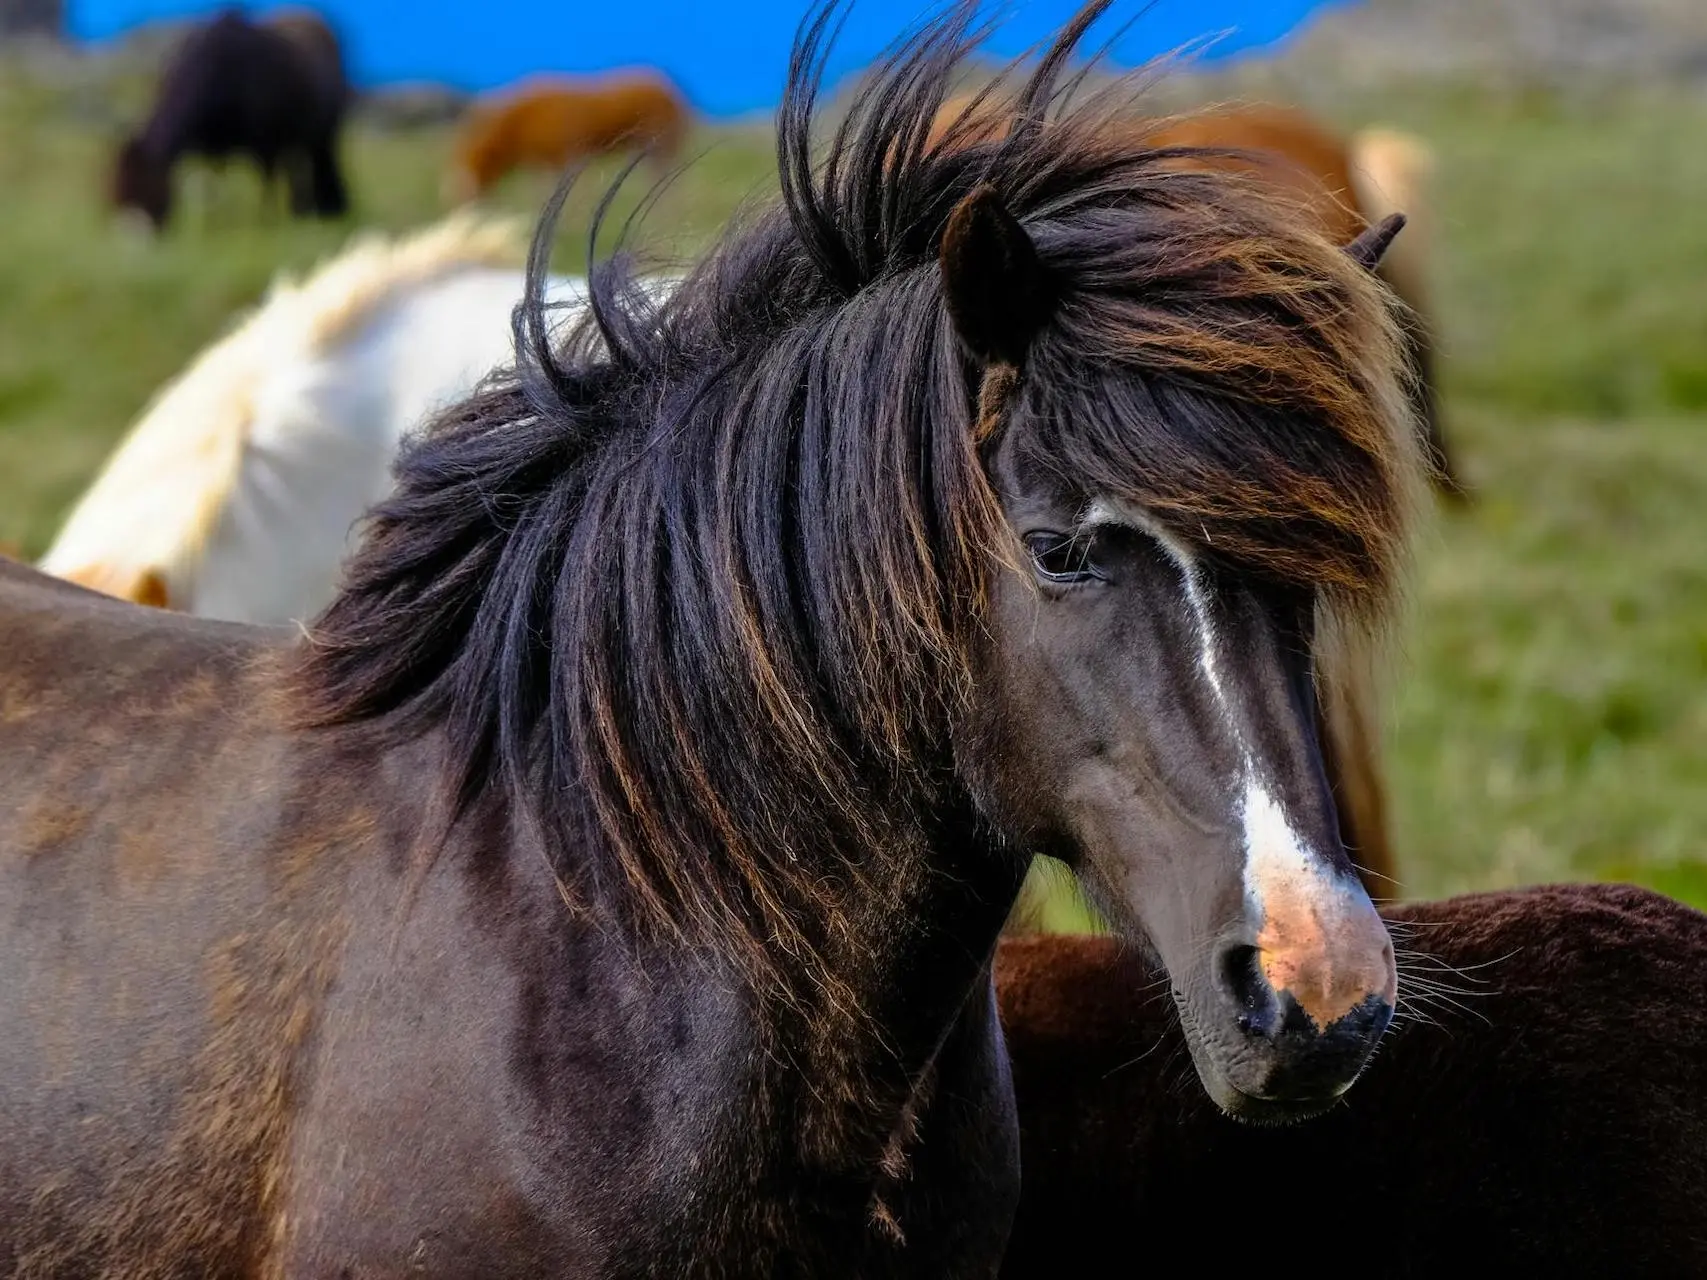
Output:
(3, 60), (1705, 914)
(1355, 85), (1707, 907)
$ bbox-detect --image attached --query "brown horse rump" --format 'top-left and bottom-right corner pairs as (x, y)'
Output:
(995, 882), (1707, 1275)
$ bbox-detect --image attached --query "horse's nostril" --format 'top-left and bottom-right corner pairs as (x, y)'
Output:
(1217, 943), (1276, 1035)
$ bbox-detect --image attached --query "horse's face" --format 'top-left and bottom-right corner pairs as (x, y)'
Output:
(983, 467), (1393, 1122)
(941, 187), (1397, 1123)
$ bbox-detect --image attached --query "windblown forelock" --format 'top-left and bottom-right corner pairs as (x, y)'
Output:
(1008, 202), (1417, 609)
(937, 124), (1419, 616)
(293, 0), (1421, 1011)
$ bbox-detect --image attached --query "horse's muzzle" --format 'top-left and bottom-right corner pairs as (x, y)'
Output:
(1195, 904), (1395, 1122)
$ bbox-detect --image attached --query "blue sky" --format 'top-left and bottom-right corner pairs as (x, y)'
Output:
(70, 0), (1349, 118)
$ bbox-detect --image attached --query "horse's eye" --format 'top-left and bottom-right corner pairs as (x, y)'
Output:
(1024, 531), (1104, 584)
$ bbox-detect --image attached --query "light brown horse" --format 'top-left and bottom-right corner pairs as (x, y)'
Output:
(444, 69), (691, 204)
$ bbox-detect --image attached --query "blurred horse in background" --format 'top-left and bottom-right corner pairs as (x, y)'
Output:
(41, 215), (590, 623)
(443, 69), (692, 204)
(111, 6), (350, 231)
(995, 882), (1707, 1275)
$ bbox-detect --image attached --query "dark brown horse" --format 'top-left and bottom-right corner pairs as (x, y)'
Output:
(2, 1), (1423, 1271)
(111, 6), (350, 230)
(996, 882), (1707, 1275)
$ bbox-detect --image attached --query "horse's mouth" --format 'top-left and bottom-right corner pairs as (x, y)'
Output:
(1204, 1071), (1351, 1127)
(1172, 991), (1364, 1128)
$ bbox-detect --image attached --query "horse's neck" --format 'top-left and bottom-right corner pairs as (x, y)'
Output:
(778, 818), (1023, 1158)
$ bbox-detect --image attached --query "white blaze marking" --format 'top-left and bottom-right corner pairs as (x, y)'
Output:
(1240, 775), (1342, 913)
(1243, 771), (1389, 1024)
(1081, 497), (1346, 920)
(1083, 497), (1238, 738)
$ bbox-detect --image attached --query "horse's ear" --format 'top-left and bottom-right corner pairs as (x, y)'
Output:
(1345, 212), (1406, 272)
(940, 184), (1051, 367)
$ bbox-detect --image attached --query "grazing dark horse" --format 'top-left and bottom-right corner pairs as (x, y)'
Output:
(111, 6), (349, 231)
(2, 1), (1423, 1271)
(996, 882), (1707, 1276)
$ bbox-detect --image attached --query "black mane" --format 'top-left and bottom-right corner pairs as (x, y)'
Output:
(296, 0), (1419, 998)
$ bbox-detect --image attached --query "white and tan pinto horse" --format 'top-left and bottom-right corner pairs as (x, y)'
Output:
(41, 215), (596, 625)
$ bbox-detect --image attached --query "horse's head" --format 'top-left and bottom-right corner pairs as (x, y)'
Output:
(111, 135), (171, 231)
(942, 174), (1415, 1122)
(293, 0), (1422, 1114)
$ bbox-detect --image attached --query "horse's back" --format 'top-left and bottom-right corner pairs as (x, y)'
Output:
(475, 72), (687, 174)
(0, 561), (343, 1269)
(584, 74), (689, 152)
(262, 6), (347, 97)
(1142, 105), (1365, 243)
(159, 10), (340, 152)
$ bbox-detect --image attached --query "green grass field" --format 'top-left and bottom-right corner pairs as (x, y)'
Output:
(3, 62), (1705, 915)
